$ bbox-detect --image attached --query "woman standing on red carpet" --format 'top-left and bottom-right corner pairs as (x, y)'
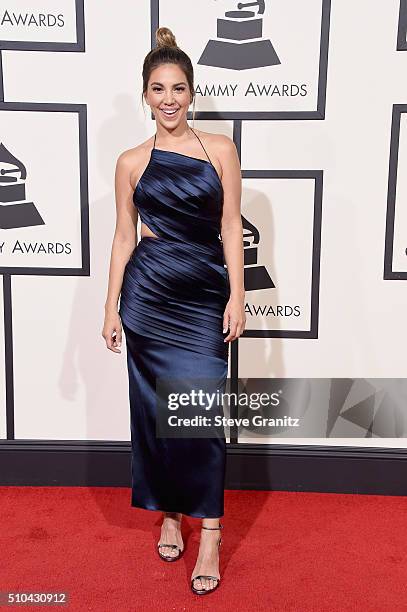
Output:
(102, 26), (245, 595)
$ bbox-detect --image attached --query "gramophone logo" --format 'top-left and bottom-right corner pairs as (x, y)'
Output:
(0, 142), (44, 230)
(156, 0), (330, 117)
(242, 214), (274, 291)
(198, 0), (280, 70)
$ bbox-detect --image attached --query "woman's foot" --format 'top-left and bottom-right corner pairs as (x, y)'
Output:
(191, 521), (222, 593)
(157, 512), (184, 560)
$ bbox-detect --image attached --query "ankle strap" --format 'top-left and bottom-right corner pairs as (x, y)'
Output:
(202, 523), (223, 530)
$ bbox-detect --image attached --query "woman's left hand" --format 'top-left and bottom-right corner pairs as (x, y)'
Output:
(223, 295), (246, 342)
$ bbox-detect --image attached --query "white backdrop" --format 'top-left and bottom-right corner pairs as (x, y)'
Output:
(1, 0), (407, 447)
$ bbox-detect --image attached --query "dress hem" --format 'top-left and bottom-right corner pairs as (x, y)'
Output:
(131, 499), (224, 519)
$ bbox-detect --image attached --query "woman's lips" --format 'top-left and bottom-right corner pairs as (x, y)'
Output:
(160, 107), (180, 119)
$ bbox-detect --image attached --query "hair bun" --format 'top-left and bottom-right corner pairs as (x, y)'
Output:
(155, 26), (178, 49)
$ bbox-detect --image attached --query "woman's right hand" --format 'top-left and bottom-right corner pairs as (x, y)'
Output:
(102, 308), (123, 353)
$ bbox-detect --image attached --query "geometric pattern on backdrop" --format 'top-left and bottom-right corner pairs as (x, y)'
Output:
(397, 0), (407, 51)
(229, 377), (407, 440)
(241, 172), (322, 338)
(0, 0), (85, 52)
(0, 103), (89, 276)
(384, 105), (407, 280)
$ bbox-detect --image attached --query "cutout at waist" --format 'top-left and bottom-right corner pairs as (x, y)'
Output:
(140, 221), (159, 239)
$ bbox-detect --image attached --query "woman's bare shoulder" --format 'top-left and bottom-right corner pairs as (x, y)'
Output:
(116, 137), (155, 188)
(194, 128), (232, 147)
(194, 129), (236, 158)
(194, 129), (237, 175)
(117, 136), (155, 167)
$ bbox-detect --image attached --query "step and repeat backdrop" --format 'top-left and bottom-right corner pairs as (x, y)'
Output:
(1, 0), (407, 447)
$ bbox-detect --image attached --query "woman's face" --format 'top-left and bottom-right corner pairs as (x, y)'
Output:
(144, 63), (192, 128)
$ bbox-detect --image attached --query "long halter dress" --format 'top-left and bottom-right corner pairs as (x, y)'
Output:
(119, 128), (230, 518)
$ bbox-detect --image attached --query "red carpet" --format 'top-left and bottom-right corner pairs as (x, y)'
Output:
(1, 487), (406, 611)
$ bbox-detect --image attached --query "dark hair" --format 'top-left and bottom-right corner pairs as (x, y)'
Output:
(141, 27), (196, 123)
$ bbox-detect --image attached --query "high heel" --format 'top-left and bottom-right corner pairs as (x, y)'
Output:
(157, 514), (184, 562)
(190, 523), (223, 595)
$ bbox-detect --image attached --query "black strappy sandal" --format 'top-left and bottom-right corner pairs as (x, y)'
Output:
(190, 523), (223, 595)
(157, 541), (184, 562)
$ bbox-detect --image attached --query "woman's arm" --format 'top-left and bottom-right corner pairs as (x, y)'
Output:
(102, 150), (138, 353)
(218, 136), (246, 342)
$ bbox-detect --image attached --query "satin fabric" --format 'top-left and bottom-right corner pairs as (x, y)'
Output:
(119, 141), (230, 518)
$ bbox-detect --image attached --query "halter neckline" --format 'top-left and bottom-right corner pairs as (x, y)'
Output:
(134, 129), (223, 197)
(153, 127), (213, 165)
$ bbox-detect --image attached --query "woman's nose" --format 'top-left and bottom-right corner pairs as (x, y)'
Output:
(163, 92), (175, 104)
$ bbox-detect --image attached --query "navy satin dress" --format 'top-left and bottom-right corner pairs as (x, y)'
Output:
(119, 129), (230, 518)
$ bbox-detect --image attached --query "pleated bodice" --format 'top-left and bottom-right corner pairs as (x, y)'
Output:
(133, 139), (224, 249)
(119, 129), (229, 360)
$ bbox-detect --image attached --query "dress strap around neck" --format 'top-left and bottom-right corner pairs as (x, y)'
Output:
(190, 128), (213, 165)
(153, 132), (157, 149)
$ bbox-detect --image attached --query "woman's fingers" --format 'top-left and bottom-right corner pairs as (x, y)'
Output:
(102, 327), (121, 353)
(102, 311), (123, 353)
(114, 325), (122, 349)
(223, 313), (230, 334)
(110, 328), (121, 353)
(224, 319), (238, 342)
(223, 317), (246, 342)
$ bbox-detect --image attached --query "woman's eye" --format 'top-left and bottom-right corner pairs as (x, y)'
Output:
(152, 87), (185, 92)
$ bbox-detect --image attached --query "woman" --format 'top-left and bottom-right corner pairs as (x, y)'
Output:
(102, 26), (245, 595)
